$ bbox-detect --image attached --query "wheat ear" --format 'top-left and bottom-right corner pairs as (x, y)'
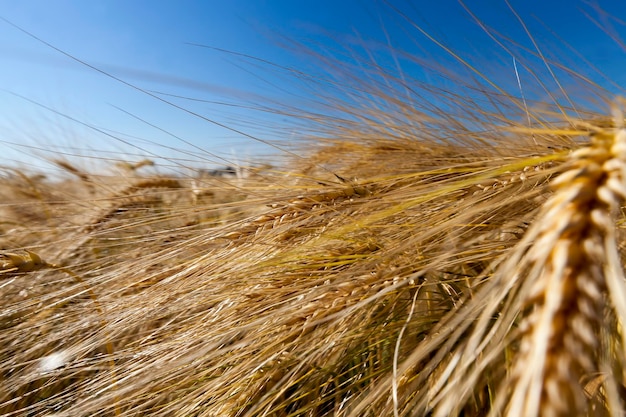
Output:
(421, 119), (626, 417)
(503, 123), (626, 417)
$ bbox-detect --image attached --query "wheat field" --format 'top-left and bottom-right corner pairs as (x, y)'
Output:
(2, 3), (626, 417)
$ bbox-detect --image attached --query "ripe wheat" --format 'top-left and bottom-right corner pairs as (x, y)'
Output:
(2, 4), (626, 417)
(506, 123), (626, 417)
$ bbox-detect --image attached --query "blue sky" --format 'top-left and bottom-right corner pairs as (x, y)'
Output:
(1, 1), (625, 173)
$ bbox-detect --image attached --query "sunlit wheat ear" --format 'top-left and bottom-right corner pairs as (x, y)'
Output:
(0, 249), (47, 276)
(504, 125), (626, 417)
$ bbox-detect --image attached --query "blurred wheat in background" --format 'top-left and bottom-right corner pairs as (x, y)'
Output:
(2, 1), (626, 416)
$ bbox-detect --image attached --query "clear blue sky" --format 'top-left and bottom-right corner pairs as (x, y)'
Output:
(1, 1), (625, 173)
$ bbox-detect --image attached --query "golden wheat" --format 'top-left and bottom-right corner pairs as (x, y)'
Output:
(378, 119), (626, 417)
(0, 250), (47, 276)
(2, 122), (624, 417)
(3, 4), (626, 417)
(504, 122), (626, 416)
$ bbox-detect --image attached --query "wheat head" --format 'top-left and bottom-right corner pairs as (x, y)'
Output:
(419, 115), (626, 417)
(505, 122), (626, 416)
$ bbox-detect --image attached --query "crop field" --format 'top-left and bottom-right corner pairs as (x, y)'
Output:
(2, 2), (626, 416)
